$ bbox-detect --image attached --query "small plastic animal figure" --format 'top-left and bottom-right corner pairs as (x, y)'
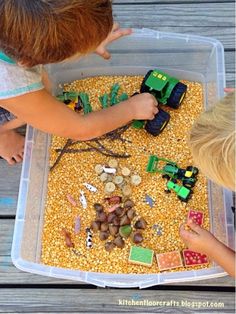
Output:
(86, 228), (93, 248)
(83, 183), (97, 193)
(79, 190), (87, 209)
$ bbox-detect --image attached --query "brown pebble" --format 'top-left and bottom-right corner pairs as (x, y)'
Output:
(127, 208), (136, 220)
(91, 221), (101, 232)
(109, 224), (119, 236)
(124, 199), (134, 208)
(107, 212), (116, 223)
(115, 206), (125, 217)
(113, 217), (121, 226)
(96, 211), (107, 222)
(94, 203), (104, 212)
(105, 241), (116, 252)
(132, 231), (143, 244)
(134, 218), (147, 229)
(113, 236), (125, 248)
(120, 215), (131, 226)
(100, 223), (109, 232)
(99, 231), (109, 241)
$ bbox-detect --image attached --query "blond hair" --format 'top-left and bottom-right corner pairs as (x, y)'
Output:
(189, 92), (235, 191)
(0, 0), (113, 67)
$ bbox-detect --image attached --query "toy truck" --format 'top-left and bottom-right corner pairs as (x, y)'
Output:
(165, 180), (192, 202)
(140, 69), (187, 109)
(146, 155), (199, 188)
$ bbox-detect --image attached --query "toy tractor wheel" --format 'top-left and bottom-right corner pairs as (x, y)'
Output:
(183, 178), (195, 188)
(186, 166), (199, 176)
(162, 174), (170, 180)
(167, 82), (187, 109)
(145, 109), (170, 136)
(178, 195), (188, 202)
(140, 70), (153, 93)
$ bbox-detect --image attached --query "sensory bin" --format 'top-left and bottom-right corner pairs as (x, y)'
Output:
(41, 75), (210, 274)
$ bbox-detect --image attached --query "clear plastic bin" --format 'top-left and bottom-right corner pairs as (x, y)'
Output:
(11, 29), (234, 288)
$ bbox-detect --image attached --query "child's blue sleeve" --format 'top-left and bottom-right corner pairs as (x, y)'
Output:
(0, 61), (44, 99)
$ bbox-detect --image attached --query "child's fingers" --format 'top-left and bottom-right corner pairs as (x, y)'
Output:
(187, 219), (203, 234)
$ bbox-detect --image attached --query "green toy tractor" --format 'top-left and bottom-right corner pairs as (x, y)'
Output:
(165, 180), (192, 202)
(140, 69), (187, 109)
(146, 155), (199, 188)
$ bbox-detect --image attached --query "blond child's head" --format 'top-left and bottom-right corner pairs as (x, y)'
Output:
(189, 92), (235, 191)
(0, 0), (113, 67)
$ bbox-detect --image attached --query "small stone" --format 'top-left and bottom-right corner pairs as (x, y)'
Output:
(124, 199), (134, 208)
(99, 231), (109, 241)
(105, 241), (116, 252)
(131, 175), (142, 186)
(94, 203), (104, 212)
(121, 167), (131, 176)
(100, 173), (108, 182)
(113, 236), (125, 248)
(105, 182), (116, 193)
(91, 221), (101, 232)
(107, 212), (116, 223)
(115, 206), (125, 217)
(120, 215), (131, 226)
(134, 218), (147, 229)
(95, 164), (104, 174)
(113, 217), (121, 226)
(108, 224), (119, 236)
(96, 211), (107, 222)
(113, 175), (124, 185)
(122, 185), (132, 196)
(100, 222), (109, 232)
(127, 208), (136, 220)
(132, 231), (143, 244)
(119, 225), (132, 238)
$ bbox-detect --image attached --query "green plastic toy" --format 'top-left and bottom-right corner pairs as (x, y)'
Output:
(146, 155), (198, 188)
(79, 92), (92, 114)
(166, 180), (191, 202)
(140, 69), (187, 109)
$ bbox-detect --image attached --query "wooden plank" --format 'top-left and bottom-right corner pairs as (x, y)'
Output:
(114, 0), (233, 3)
(0, 288), (234, 313)
(0, 161), (21, 216)
(1, 220), (234, 286)
(113, 3), (235, 49)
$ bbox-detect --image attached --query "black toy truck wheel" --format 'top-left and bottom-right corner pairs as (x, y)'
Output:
(162, 174), (170, 180)
(186, 166), (199, 176)
(140, 70), (153, 93)
(167, 82), (187, 109)
(183, 178), (195, 188)
(145, 109), (170, 136)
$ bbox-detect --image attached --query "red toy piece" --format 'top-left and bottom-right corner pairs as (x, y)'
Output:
(188, 209), (204, 226)
(183, 249), (208, 266)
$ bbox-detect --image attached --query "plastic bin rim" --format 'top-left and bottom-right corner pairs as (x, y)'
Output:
(127, 28), (224, 48)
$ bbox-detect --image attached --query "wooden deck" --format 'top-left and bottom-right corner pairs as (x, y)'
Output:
(0, 0), (235, 313)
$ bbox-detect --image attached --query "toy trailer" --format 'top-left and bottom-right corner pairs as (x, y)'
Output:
(166, 180), (191, 202)
(140, 69), (187, 109)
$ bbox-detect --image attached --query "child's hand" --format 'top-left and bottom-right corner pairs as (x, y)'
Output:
(95, 22), (132, 60)
(128, 93), (158, 121)
(179, 219), (217, 255)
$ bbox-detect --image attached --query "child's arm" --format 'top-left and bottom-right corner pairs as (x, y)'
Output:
(180, 219), (235, 278)
(0, 89), (158, 140)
